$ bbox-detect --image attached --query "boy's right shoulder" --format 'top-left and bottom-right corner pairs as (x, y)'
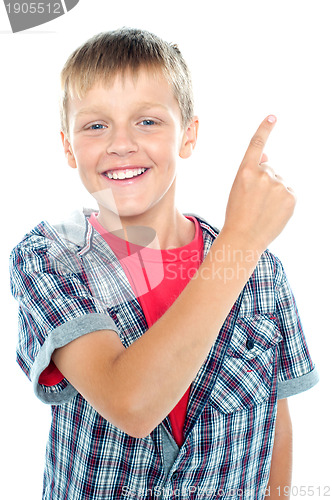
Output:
(9, 208), (98, 271)
(11, 208), (96, 253)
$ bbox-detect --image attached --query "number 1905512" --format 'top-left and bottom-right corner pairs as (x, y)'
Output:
(5, 2), (61, 14)
(269, 486), (331, 497)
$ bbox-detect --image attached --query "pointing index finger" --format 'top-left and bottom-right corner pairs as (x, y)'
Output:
(241, 115), (277, 167)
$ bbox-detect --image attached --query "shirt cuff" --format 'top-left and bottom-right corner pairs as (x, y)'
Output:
(277, 367), (319, 399)
(31, 313), (119, 405)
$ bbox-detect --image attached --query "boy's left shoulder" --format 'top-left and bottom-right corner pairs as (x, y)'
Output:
(190, 212), (286, 289)
(255, 248), (285, 287)
(237, 248), (291, 318)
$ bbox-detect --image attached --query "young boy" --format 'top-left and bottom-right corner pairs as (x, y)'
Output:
(10, 28), (318, 499)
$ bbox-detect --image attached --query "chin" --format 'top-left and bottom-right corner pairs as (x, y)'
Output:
(117, 208), (149, 220)
(109, 201), (151, 220)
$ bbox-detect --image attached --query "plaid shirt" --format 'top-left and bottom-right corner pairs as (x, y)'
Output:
(9, 208), (318, 500)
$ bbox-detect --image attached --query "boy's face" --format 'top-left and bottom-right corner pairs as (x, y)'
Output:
(62, 68), (198, 225)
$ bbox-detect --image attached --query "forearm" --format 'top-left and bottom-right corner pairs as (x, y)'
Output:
(53, 227), (261, 436)
(108, 229), (261, 435)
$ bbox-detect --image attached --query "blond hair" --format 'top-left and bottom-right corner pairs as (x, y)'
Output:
(60, 27), (194, 138)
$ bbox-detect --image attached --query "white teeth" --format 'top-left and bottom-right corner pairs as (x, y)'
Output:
(105, 168), (147, 180)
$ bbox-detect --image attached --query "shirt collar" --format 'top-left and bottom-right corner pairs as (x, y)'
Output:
(47, 207), (219, 256)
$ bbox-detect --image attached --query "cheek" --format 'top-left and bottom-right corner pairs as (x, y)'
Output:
(73, 141), (102, 168)
(144, 134), (178, 164)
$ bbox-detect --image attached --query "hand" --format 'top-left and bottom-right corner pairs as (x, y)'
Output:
(223, 116), (296, 252)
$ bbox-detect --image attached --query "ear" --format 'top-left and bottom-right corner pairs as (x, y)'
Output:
(60, 131), (77, 169)
(179, 116), (199, 159)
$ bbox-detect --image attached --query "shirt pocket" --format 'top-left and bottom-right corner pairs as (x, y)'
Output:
(209, 314), (282, 414)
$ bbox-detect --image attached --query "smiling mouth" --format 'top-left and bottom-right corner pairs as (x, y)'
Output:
(103, 168), (148, 180)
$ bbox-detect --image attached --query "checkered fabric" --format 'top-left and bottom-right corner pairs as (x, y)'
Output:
(9, 208), (318, 499)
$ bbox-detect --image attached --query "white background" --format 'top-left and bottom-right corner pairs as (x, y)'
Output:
(1, 0), (331, 497)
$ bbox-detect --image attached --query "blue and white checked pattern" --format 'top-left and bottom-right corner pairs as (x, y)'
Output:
(9, 209), (317, 499)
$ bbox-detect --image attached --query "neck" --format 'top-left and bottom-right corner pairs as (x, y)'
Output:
(96, 207), (195, 250)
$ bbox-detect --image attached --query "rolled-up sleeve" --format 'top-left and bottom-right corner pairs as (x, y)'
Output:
(275, 266), (319, 399)
(10, 235), (118, 405)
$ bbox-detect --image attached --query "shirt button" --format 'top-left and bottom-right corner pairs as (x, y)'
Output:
(246, 338), (255, 350)
(172, 472), (179, 480)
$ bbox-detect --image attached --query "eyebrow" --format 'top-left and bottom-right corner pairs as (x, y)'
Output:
(74, 102), (169, 118)
(74, 107), (105, 118)
(136, 102), (169, 111)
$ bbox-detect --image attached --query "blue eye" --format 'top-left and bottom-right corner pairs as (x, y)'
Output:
(141, 119), (156, 126)
(90, 124), (106, 130)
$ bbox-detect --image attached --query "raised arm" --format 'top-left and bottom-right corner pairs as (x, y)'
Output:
(53, 116), (296, 437)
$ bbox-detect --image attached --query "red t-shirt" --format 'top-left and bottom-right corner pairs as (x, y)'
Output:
(40, 213), (204, 446)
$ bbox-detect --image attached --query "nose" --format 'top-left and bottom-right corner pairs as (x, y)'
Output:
(106, 126), (138, 156)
